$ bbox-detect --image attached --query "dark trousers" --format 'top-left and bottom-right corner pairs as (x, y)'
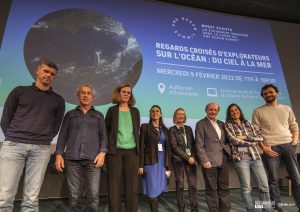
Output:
(65, 160), (100, 212)
(173, 159), (198, 210)
(107, 149), (139, 212)
(262, 144), (300, 211)
(202, 154), (231, 212)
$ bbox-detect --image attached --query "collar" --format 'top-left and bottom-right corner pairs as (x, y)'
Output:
(207, 116), (217, 123)
(32, 83), (53, 93)
(149, 122), (161, 134)
(75, 105), (95, 112)
(176, 124), (185, 129)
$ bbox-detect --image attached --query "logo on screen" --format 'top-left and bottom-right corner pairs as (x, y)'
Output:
(172, 17), (197, 39)
(207, 88), (217, 97)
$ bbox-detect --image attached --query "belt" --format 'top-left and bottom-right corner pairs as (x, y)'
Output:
(239, 151), (250, 157)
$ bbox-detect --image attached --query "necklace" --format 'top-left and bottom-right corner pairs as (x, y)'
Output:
(153, 122), (160, 131)
(119, 107), (129, 111)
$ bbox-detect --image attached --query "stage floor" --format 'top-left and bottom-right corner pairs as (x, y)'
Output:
(12, 187), (297, 211)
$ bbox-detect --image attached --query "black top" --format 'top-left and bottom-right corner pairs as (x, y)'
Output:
(139, 122), (170, 170)
(169, 125), (196, 162)
(56, 106), (108, 160)
(1, 84), (65, 145)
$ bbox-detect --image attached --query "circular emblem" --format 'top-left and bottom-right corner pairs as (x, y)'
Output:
(172, 17), (197, 39)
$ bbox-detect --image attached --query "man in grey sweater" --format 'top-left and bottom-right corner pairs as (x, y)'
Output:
(252, 84), (300, 212)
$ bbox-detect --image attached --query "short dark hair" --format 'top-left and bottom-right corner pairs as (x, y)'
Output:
(225, 103), (246, 123)
(260, 84), (279, 97)
(40, 60), (58, 72)
(111, 83), (136, 106)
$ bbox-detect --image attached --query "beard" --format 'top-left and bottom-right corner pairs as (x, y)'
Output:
(264, 96), (276, 103)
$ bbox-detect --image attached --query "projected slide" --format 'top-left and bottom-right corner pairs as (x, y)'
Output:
(0, 0), (291, 139)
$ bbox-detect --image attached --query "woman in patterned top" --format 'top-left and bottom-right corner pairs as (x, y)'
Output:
(225, 103), (272, 212)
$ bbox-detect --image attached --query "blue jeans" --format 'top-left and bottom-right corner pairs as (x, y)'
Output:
(65, 160), (101, 212)
(262, 144), (300, 211)
(0, 141), (51, 212)
(172, 159), (198, 210)
(234, 155), (272, 212)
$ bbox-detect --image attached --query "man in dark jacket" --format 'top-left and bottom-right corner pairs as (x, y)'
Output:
(55, 84), (107, 212)
(195, 102), (231, 212)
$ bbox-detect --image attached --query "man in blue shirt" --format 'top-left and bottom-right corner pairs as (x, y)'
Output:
(0, 60), (65, 212)
(55, 84), (107, 212)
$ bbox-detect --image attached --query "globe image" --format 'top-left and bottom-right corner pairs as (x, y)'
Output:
(24, 8), (143, 105)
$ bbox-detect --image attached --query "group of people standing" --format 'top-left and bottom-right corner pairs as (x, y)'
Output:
(0, 60), (300, 212)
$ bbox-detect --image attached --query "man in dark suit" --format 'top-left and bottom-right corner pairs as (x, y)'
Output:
(195, 102), (231, 212)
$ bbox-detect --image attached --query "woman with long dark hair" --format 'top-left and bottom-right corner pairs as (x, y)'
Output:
(138, 105), (171, 212)
(225, 103), (271, 212)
